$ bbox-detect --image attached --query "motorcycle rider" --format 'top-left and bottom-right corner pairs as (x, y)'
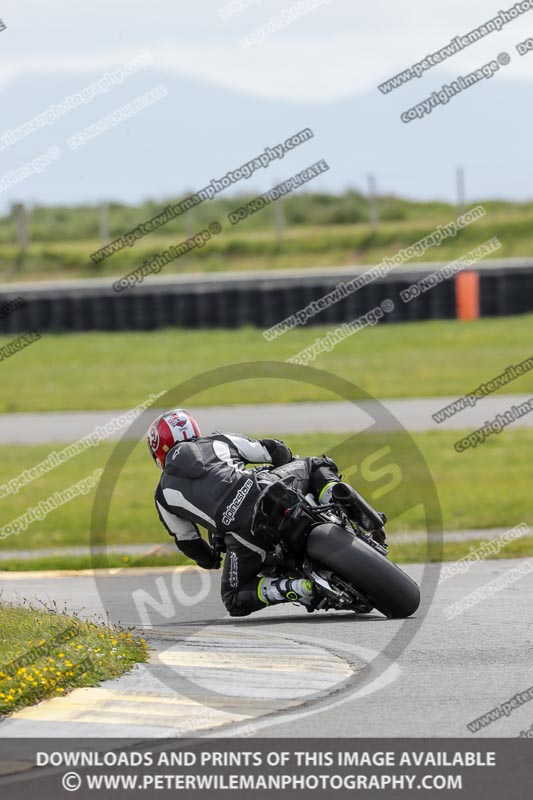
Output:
(148, 408), (382, 617)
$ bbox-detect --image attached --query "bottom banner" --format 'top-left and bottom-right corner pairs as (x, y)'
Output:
(0, 738), (531, 799)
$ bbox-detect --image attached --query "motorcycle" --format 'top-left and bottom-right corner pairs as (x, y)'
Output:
(244, 477), (421, 618)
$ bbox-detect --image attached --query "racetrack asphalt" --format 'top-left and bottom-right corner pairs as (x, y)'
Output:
(0, 394), (531, 443)
(0, 558), (531, 740)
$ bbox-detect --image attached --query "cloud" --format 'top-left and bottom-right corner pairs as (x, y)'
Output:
(1, 0), (533, 102)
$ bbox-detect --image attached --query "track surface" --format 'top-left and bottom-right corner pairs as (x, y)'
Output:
(1, 558), (531, 739)
(1, 395), (532, 443)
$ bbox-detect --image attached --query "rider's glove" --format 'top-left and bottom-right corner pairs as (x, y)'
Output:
(260, 438), (292, 467)
(196, 546), (222, 570)
(176, 536), (222, 570)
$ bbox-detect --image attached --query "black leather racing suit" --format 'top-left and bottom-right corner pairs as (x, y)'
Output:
(154, 432), (340, 616)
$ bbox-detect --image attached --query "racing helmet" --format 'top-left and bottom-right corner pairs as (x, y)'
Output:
(147, 408), (201, 469)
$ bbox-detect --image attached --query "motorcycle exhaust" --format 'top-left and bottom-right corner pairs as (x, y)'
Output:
(331, 483), (386, 531)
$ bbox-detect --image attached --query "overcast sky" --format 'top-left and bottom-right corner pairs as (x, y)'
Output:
(2, 0), (533, 101)
(0, 0), (532, 206)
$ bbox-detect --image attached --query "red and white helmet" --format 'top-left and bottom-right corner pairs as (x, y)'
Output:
(147, 409), (201, 469)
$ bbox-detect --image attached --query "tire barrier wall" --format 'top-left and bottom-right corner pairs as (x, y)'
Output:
(0, 264), (532, 333)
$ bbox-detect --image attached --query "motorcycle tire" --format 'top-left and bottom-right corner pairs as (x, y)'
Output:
(306, 522), (420, 618)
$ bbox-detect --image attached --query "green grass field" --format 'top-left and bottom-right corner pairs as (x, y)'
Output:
(0, 600), (147, 715)
(1, 316), (531, 412)
(1, 202), (533, 281)
(0, 430), (531, 570)
(3, 193), (527, 245)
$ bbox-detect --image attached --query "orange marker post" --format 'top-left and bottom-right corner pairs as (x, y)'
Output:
(455, 271), (480, 320)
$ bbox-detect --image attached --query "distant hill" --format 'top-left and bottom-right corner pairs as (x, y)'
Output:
(0, 67), (531, 209)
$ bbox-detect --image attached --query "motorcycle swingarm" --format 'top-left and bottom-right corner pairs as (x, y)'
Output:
(305, 566), (373, 613)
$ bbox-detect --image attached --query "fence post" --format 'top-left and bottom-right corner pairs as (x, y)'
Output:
(99, 202), (109, 244)
(367, 174), (379, 232)
(456, 166), (466, 216)
(273, 179), (285, 244)
(14, 202), (29, 251)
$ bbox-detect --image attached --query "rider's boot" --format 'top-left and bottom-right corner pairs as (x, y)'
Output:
(258, 577), (316, 608)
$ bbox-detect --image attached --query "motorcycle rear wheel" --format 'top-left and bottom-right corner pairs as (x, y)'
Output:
(306, 523), (420, 618)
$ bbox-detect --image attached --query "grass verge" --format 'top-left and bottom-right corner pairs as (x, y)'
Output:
(389, 536), (533, 564)
(0, 316), (531, 411)
(0, 429), (531, 562)
(3, 206), (533, 281)
(0, 600), (148, 716)
(1, 537), (532, 572)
